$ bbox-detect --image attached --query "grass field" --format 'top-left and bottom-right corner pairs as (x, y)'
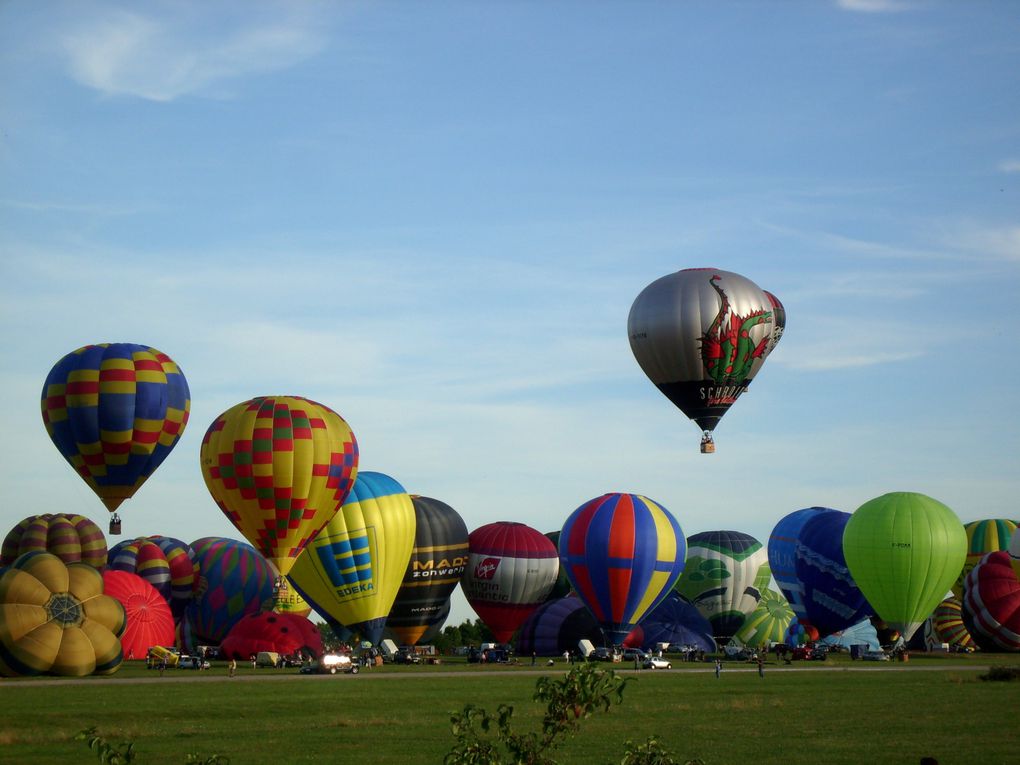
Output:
(2, 653), (1018, 765)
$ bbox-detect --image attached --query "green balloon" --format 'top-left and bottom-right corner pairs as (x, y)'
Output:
(843, 492), (966, 642)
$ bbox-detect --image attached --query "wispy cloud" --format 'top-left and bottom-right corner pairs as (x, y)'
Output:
(836, 0), (912, 12)
(59, 5), (329, 101)
(999, 159), (1020, 174)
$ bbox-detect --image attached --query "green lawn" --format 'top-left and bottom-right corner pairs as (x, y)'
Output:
(2, 654), (1017, 765)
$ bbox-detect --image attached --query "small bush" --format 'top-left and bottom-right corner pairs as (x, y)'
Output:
(978, 665), (1020, 682)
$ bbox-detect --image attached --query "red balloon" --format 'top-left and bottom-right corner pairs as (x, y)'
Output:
(101, 570), (175, 661)
(220, 612), (323, 660)
(964, 551), (1020, 651)
(462, 522), (559, 643)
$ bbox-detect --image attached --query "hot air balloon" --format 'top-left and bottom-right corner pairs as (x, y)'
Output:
(732, 589), (793, 647)
(41, 343), (190, 534)
(101, 570), (175, 661)
(463, 521), (560, 644)
(200, 395), (359, 577)
(767, 507), (829, 628)
(108, 536), (199, 620)
(2, 513), (107, 569)
(543, 531), (572, 601)
(953, 519), (1018, 598)
(794, 509), (871, 637)
(622, 592), (716, 655)
(0, 551), (125, 676)
(843, 492), (967, 642)
(386, 495), (469, 646)
(674, 530), (769, 642)
(963, 551), (1020, 651)
(926, 597), (973, 651)
(818, 618), (879, 652)
(784, 618), (818, 647)
(559, 493), (686, 645)
(627, 269), (783, 452)
(220, 611), (323, 661)
(178, 537), (275, 651)
(515, 594), (604, 657)
(287, 472), (415, 645)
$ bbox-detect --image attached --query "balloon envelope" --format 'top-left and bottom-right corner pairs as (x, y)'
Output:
(178, 537), (275, 650)
(463, 522), (559, 644)
(101, 570), (175, 661)
(200, 395), (359, 576)
(623, 592), (716, 654)
(843, 492), (967, 641)
(220, 611), (323, 660)
(953, 519), (1018, 598)
(0, 551), (125, 677)
(515, 594), (603, 657)
(768, 507), (829, 627)
(288, 472), (416, 645)
(627, 269), (783, 444)
(674, 530), (769, 642)
(559, 493), (686, 645)
(733, 589), (793, 647)
(963, 551), (1020, 651)
(386, 495), (469, 646)
(2, 513), (107, 569)
(794, 509), (871, 637)
(41, 343), (190, 515)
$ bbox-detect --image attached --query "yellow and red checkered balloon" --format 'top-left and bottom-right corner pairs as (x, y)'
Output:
(200, 396), (359, 576)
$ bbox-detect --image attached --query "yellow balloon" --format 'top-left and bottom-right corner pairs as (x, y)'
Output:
(288, 471), (415, 645)
(200, 396), (359, 576)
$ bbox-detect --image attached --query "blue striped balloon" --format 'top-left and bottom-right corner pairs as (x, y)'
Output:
(559, 493), (686, 645)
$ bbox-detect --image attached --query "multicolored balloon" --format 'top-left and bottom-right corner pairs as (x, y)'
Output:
(963, 551), (1020, 651)
(107, 535), (199, 619)
(733, 589), (793, 647)
(843, 492), (967, 641)
(1, 513), (107, 569)
(0, 551), (125, 676)
(463, 521), (560, 644)
(288, 471), (416, 645)
(41, 343), (190, 520)
(784, 617), (818, 646)
(101, 570), (175, 661)
(674, 529), (769, 642)
(794, 509), (871, 637)
(386, 495), (469, 646)
(178, 537), (275, 651)
(768, 507), (829, 627)
(953, 519), (1018, 598)
(559, 493), (686, 645)
(200, 395), (359, 576)
(927, 597), (973, 650)
(628, 269), (784, 451)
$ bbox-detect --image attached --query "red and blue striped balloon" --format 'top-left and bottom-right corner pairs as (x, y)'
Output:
(559, 493), (686, 645)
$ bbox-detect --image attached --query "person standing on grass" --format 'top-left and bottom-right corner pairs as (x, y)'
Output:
(757, 655), (765, 678)
(229, 658), (236, 678)
(715, 659), (722, 678)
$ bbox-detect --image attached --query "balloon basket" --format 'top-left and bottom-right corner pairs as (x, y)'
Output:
(108, 514), (122, 535)
(700, 435), (715, 454)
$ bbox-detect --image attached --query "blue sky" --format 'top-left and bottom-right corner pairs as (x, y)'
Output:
(1, 0), (1018, 625)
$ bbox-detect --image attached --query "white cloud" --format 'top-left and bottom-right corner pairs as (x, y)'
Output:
(999, 159), (1020, 174)
(836, 0), (912, 12)
(59, 5), (328, 101)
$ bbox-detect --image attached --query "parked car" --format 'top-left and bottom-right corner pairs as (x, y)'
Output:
(809, 646), (829, 661)
(642, 656), (672, 670)
(622, 648), (649, 662)
(301, 654), (359, 675)
(861, 650), (890, 662)
(392, 647), (422, 665)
